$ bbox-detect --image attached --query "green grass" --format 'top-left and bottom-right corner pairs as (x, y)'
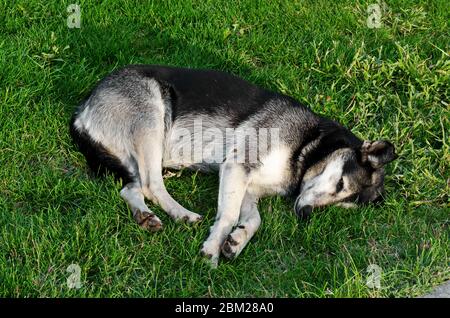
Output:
(0, 0), (448, 297)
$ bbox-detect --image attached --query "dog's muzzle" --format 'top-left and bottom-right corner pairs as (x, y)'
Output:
(295, 204), (313, 220)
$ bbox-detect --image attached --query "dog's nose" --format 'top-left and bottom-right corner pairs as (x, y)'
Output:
(372, 194), (384, 206)
(296, 205), (313, 220)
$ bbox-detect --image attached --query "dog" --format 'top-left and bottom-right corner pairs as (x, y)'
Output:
(70, 65), (397, 267)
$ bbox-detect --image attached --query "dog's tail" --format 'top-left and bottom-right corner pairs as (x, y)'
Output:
(69, 111), (134, 185)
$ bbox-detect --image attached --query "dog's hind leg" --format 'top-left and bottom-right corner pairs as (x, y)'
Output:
(134, 127), (203, 224)
(221, 192), (261, 259)
(120, 182), (163, 231)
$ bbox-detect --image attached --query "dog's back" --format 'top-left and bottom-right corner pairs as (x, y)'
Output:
(70, 64), (310, 178)
(127, 64), (278, 123)
(69, 64), (397, 266)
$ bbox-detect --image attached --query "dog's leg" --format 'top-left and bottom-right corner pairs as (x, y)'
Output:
(221, 192), (261, 259)
(120, 182), (163, 231)
(135, 128), (202, 223)
(200, 162), (249, 267)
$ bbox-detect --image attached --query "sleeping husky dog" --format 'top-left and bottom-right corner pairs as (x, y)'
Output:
(70, 65), (397, 267)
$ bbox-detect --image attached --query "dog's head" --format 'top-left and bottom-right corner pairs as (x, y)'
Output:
(295, 137), (397, 219)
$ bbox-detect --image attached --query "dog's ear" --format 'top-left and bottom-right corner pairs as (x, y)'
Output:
(360, 140), (398, 168)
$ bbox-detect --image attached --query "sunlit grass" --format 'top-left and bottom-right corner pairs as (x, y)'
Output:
(0, 0), (448, 297)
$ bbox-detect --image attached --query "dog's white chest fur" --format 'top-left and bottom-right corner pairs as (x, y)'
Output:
(248, 146), (291, 196)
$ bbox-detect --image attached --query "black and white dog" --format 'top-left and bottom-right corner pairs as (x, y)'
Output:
(70, 65), (397, 267)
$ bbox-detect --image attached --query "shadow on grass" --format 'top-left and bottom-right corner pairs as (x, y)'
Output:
(54, 23), (257, 116)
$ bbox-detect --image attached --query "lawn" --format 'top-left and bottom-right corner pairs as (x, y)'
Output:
(0, 0), (448, 297)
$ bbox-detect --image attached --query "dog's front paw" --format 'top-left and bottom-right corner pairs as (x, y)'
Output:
(221, 226), (249, 259)
(200, 243), (219, 268)
(221, 234), (240, 259)
(133, 210), (163, 232)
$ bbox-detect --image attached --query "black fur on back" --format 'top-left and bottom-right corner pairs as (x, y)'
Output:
(128, 64), (279, 127)
(303, 117), (363, 170)
(69, 114), (133, 184)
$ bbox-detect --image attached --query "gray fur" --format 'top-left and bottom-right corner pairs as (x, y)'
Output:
(70, 65), (397, 267)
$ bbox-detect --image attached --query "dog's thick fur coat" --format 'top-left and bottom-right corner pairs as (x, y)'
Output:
(70, 65), (397, 266)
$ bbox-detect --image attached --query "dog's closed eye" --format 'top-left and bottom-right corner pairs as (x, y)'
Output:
(336, 178), (344, 192)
